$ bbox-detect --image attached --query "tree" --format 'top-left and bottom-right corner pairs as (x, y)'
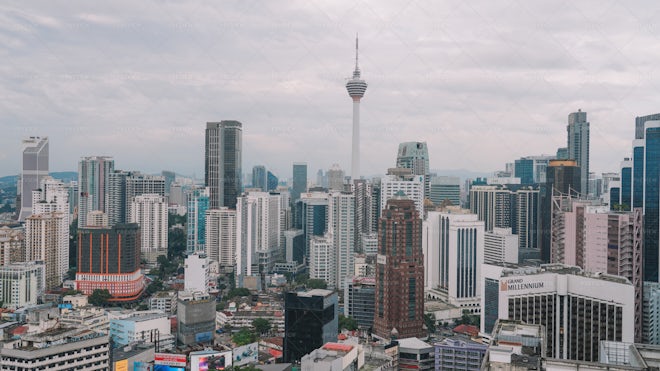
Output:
(252, 318), (271, 335)
(232, 328), (257, 346)
(339, 315), (358, 331)
(226, 288), (251, 299)
(306, 279), (328, 289)
(424, 313), (437, 334)
(88, 289), (112, 307)
(167, 228), (186, 259)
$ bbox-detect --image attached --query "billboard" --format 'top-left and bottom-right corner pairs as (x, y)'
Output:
(134, 362), (154, 371)
(190, 350), (233, 371)
(153, 366), (184, 371)
(232, 342), (258, 366)
(154, 353), (187, 368)
(195, 331), (213, 343)
(115, 359), (128, 371)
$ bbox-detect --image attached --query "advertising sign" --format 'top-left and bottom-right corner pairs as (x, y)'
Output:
(115, 359), (128, 371)
(232, 342), (258, 366)
(134, 362), (154, 371)
(195, 331), (213, 343)
(190, 350), (233, 371)
(153, 366), (184, 371)
(154, 353), (187, 368)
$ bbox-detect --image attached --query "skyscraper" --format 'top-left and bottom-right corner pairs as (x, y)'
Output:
(252, 165), (267, 191)
(373, 195), (425, 340)
(643, 120), (660, 281)
(186, 187), (209, 255)
(18, 137), (49, 221)
(396, 142), (430, 198)
(205, 208), (236, 272)
(346, 37), (367, 181)
(567, 110), (590, 195)
(78, 156), (114, 227)
(25, 212), (67, 289)
(205, 121), (242, 209)
(291, 162), (307, 202)
(284, 289), (338, 363)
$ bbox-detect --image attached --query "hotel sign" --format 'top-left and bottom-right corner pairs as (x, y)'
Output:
(500, 278), (544, 292)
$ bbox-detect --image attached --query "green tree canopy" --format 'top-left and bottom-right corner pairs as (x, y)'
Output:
(88, 289), (112, 307)
(232, 328), (257, 346)
(252, 318), (271, 335)
(306, 279), (327, 289)
(339, 314), (358, 331)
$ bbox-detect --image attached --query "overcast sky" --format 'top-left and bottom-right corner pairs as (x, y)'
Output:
(2, 1), (659, 180)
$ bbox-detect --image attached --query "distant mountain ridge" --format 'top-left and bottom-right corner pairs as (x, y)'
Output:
(0, 172), (78, 184)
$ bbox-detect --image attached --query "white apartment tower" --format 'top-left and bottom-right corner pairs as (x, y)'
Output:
(380, 172), (424, 217)
(24, 212), (67, 289)
(130, 194), (168, 264)
(328, 191), (355, 289)
(309, 236), (336, 287)
(205, 208), (237, 271)
(236, 192), (281, 281)
(32, 176), (70, 281)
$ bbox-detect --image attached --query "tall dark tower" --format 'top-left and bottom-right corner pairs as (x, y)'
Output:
(373, 193), (425, 340)
(540, 160), (581, 262)
(205, 121), (242, 209)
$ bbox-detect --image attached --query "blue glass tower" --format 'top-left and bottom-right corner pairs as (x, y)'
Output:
(645, 122), (660, 281)
(620, 158), (632, 210)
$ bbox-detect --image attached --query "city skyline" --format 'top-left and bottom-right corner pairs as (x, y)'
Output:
(2, 2), (660, 178)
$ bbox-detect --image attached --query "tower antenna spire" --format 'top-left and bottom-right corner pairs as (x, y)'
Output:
(355, 33), (359, 71)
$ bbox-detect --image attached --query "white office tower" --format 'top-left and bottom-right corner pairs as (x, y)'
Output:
(328, 191), (355, 289)
(32, 176), (70, 282)
(327, 164), (345, 191)
(481, 263), (634, 362)
(236, 192), (281, 284)
(25, 212), (67, 289)
(309, 236), (336, 288)
(423, 209), (484, 314)
(484, 228), (518, 264)
(130, 194), (168, 264)
(18, 136), (49, 221)
(380, 169), (424, 217)
(78, 156), (114, 227)
(184, 253), (211, 293)
(205, 208), (236, 271)
(0, 261), (45, 309)
(361, 233), (378, 255)
(86, 210), (109, 227)
(469, 185), (512, 231)
(346, 36), (367, 181)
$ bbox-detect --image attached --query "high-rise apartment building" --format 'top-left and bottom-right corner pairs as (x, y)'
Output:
(309, 236), (335, 287)
(205, 121), (242, 209)
(469, 185), (512, 231)
(283, 289), (338, 363)
(373, 196), (425, 340)
(236, 192), (281, 281)
(25, 212), (67, 289)
(344, 276), (375, 330)
(298, 192), (329, 263)
(329, 191), (355, 289)
(291, 162), (307, 202)
(512, 187), (540, 260)
(567, 110), (590, 195)
(18, 136), (49, 221)
(130, 194), (168, 264)
(396, 141), (430, 198)
(205, 207), (236, 271)
(481, 263), (634, 362)
(484, 228), (518, 265)
(75, 223), (145, 302)
(78, 156), (114, 227)
(32, 176), (70, 277)
(0, 227), (24, 266)
(346, 37), (367, 181)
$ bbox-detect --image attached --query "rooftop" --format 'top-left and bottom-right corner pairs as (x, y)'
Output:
(296, 289), (334, 298)
(397, 337), (433, 351)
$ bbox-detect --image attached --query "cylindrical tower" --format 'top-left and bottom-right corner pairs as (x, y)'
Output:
(346, 36), (367, 181)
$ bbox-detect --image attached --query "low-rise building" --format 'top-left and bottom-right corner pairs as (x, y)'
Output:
(435, 337), (487, 371)
(149, 291), (177, 315)
(109, 310), (174, 351)
(0, 327), (109, 370)
(60, 306), (108, 333)
(301, 342), (364, 371)
(398, 337), (434, 371)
